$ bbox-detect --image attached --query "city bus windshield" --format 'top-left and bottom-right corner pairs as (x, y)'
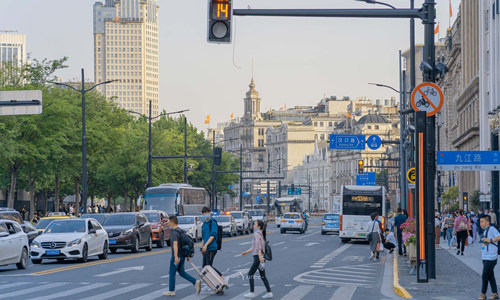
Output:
(342, 194), (383, 216)
(144, 189), (177, 216)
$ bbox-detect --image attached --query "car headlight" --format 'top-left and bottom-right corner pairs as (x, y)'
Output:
(32, 241), (41, 248)
(68, 238), (81, 247)
(122, 229), (133, 235)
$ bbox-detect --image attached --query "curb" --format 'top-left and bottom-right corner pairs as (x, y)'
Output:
(393, 254), (413, 298)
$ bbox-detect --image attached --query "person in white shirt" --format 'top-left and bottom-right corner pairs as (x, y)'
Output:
(383, 228), (397, 253)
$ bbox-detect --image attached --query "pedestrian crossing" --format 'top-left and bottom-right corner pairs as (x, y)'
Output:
(0, 280), (376, 300)
(294, 263), (380, 287)
(310, 243), (352, 268)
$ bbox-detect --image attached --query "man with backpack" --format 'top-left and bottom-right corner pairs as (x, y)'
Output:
(163, 216), (201, 297)
(479, 214), (500, 300)
(200, 207), (226, 287)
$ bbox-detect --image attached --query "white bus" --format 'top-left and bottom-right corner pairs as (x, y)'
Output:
(142, 183), (209, 216)
(339, 185), (386, 243)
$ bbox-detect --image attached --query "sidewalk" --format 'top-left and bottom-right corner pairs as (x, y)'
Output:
(396, 236), (485, 300)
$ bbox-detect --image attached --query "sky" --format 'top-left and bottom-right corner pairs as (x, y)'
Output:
(0, 0), (460, 131)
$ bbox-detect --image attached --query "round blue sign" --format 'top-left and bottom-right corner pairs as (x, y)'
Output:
(367, 135), (382, 150)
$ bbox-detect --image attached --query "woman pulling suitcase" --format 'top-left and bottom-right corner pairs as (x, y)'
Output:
(241, 220), (273, 299)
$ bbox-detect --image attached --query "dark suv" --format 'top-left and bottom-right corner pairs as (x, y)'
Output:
(0, 208), (37, 243)
(102, 213), (153, 253)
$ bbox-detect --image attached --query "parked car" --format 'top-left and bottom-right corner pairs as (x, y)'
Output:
(102, 213), (153, 253)
(31, 218), (109, 264)
(230, 211), (251, 235)
(0, 208), (37, 240)
(23, 221), (38, 243)
(247, 209), (267, 226)
(0, 220), (29, 269)
(177, 216), (203, 241)
(321, 213), (340, 235)
(141, 210), (171, 247)
(280, 213), (306, 234)
(213, 215), (237, 237)
(36, 216), (73, 235)
(80, 213), (110, 226)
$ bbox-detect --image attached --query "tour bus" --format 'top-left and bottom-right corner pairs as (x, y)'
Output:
(274, 197), (304, 216)
(142, 183), (209, 216)
(339, 185), (386, 243)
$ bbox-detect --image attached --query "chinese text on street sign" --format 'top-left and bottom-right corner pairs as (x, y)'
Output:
(329, 134), (365, 150)
(356, 172), (376, 186)
(436, 151), (500, 171)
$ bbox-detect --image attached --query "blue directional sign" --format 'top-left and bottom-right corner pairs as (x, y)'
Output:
(437, 151), (500, 171)
(229, 185), (233, 189)
(256, 196), (261, 203)
(329, 134), (366, 150)
(242, 192), (250, 196)
(367, 135), (382, 150)
(356, 172), (376, 186)
(287, 188), (302, 195)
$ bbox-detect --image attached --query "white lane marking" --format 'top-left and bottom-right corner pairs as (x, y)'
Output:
(229, 286), (266, 300)
(0, 282), (31, 290)
(303, 274), (372, 282)
(272, 242), (285, 246)
(330, 286), (357, 300)
(296, 232), (319, 240)
(160, 267), (195, 278)
(310, 243), (352, 268)
(28, 283), (110, 300)
(0, 282), (68, 299)
(279, 285), (314, 300)
(239, 241), (252, 245)
(131, 284), (190, 300)
(305, 242), (320, 247)
(79, 283), (151, 300)
(94, 265), (144, 277)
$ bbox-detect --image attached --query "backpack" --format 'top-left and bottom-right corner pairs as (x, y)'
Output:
(264, 240), (272, 261)
(177, 228), (195, 258)
(209, 219), (223, 250)
(458, 218), (468, 231)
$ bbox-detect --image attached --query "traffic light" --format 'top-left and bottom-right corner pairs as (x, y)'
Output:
(207, 0), (232, 43)
(358, 160), (364, 174)
(463, 192), (468, 210)
(214, 147), (222, 165)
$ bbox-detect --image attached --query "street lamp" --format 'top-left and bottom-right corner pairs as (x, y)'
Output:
(48, 68), (116, 214)
(127, 100), (188, 188)
(355, 0), (396, 9)
(368, 82), (400, 94)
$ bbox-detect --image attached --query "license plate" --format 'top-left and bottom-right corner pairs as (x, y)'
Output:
(288, 221), (294, 223)
(359, 233), (366, 237)
(46, 250), (60, 255)
(109, 240), (117, 245)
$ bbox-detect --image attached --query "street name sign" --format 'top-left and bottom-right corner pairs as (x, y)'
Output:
(437, 151), (500, 171)
(256, 196), (260, 203)
(356, 172), (376, 186)
(287, 188), (302, 195)
(410, 82), (443, 117)
(329, 134), (365, 150)
(0, 90), (43, 116)
(367, 135), (382, 150)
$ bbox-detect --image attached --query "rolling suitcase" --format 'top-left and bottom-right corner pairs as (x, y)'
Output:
(189, 260), (226, 295)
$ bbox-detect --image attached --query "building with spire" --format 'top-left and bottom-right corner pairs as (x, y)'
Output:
(93, 0), (159, 116)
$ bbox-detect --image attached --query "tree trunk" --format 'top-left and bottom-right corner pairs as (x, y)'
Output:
(28, 174), (36, 221)
(107, 193), (113, 213)
(7, 163), (19, 208)
(74, 177), (80, 216)
(44, 191), (48, 214)
(123, 190), (129, 212)
(55, 175), (60, 212)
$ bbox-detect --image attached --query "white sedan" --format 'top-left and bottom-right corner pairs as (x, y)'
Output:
(177, 216), (203, 242)
(31, 218), (109, 264)
(0, 220), (29, 269)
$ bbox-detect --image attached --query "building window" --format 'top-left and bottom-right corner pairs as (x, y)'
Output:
(329, 122), (332, 127)
(367, 126), (372, 129)
(320, 122), (324, 127)
(375, 125), (379, 130)
(314, 122), (318, 126)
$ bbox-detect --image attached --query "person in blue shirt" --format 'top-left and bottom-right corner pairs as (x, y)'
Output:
(303, 210), (309, 231)
(201, 207), (223, 277)
(479, 214), (500, 300)
(394, 208), (407, 256)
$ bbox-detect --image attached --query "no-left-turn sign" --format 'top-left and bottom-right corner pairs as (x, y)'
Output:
(411, 82), (444, 116)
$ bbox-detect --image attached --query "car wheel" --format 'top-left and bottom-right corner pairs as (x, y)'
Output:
(31, 259), (42, 264)
(157, 233), (165, 248)
(321, 231), (326, 235)
(131, 235), (140, 253)
(98, 242), (108, 260)
(145, 236), (153, 252)
(280, 229), (285, 234)
(16, 247), (28, 270)
(78, 243), (88, 263)
(341, 238), (349, 244)
(110, 248), (118, 254)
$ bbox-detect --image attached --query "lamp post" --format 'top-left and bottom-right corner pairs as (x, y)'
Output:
(49, 69), (116, 214)
(127, 101), (188, 188)
(355, 0), (396, 9)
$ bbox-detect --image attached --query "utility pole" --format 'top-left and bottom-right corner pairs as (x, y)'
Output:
(211, 130), (216, 210)
(267, 181), (270, 214)
(184, 117), (188, 184)
(239, 144), (243, 211)
(147, 100), (153, 188)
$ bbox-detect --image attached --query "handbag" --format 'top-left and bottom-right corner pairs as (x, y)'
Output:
(367, 222), (376, 242)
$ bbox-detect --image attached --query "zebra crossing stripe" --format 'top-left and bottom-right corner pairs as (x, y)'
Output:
(0, 282), (68, 299)
(27, 283), (110, 300)
(280, 285), (314, 300)
(228, 286), (266, 300)
(0, 282), (31, 290)
(330, 286), (357, 300)
(78, 283), (151, 300)
(131, 284), (191, 300)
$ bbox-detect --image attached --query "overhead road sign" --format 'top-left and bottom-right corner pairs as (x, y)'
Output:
(410, 82), (443, 117)
(329, 134), (365, 150)
(356, 172), (376, 186)
(0, 90), (43, 116)
(407, 168), (416, 183)
(367, 135), (382, 150)
(437, 151), (500, 171)
(287, 188), (301, 195)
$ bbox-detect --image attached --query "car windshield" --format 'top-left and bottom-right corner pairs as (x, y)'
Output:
(324, 214), (339, 220)
(36, 218), (57, 230)
(213, 216), (230, 223)
(177, 217), (194, 224)
(230, 212), (242, 219)
(143, 213), (160, 223)
(44, 220), (86, 233)
(103, 214), (135, 226)
(283, 214), (300, 219)
(248, 210), (263, 217)
(81, 214), (107, 224)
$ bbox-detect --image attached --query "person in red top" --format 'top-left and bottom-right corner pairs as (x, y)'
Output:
(454, 209), (469, 256)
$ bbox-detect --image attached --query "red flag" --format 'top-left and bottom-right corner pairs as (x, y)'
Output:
(434, 23), (440, 35)
(450, 0), (453, 17)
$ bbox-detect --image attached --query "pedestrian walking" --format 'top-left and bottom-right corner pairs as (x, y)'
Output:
(394, 208), (407, 256)
(445, 214), (454, 248)
(241, 220), (273, 299)
(490, 209), (498, 228)
(383, 228), (397, 253)
(435, 213), (441, 249)
(388, 213), (395, 232)
(455, 209), (469, 256)
(200, 206), (225, 291)
(303, 210), (309, 231)
(367, 212), (382, 260)
(479, 214), (500, 300)
(163, 216), (201, 297)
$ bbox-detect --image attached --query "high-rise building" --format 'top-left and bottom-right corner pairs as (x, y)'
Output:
(0, 33), (26, 67)
(93, 0), (159, 116)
